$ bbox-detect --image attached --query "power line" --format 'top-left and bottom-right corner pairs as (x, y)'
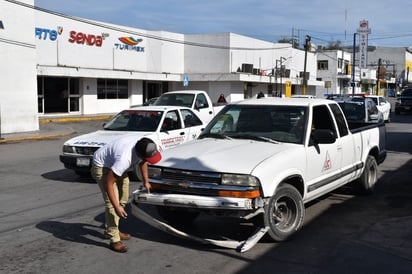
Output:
(5, 0), (291, 51)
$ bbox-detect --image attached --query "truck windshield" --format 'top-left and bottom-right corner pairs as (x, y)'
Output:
(104, 110), (163, 131)
(153, 94), (194, 108)
(200, 105), (308, 144)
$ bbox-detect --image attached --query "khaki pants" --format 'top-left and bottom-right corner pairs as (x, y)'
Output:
(91, 164), (129, 243)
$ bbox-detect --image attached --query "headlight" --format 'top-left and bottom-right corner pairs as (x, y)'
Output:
(221, 174), (259, 186)
(63, 145), (75, 153)
(148, 166), (162, 179)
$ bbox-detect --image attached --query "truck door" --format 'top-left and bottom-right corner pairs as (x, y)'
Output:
(305, 105), (344, 198)
(159, 110), (188, 149)
(180, 108), (204, 140)
(194, 93), (215, 124)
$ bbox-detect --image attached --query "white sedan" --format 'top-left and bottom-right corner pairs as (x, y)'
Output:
(60, 105), (205, 176)
(367, 95), (391, 122)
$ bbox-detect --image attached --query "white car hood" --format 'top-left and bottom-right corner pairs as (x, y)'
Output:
(157, 138), (296, 174)
(65, 130), (152, 147)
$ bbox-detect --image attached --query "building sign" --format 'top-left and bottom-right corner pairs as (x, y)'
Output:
(357, 20), (371, 69)
(35, 26), (63, 41)
(115, 36), (145, 52)
(183, 75), (189, 86)
(68, 30), (108, 47)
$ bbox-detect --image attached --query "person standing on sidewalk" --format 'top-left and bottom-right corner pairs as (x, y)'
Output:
(91, 136), (161, 253)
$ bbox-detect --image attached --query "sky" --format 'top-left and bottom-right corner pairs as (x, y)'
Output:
(33, 0), (412, 48)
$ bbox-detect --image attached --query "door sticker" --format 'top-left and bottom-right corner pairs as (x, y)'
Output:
(322, 151), (332, 171)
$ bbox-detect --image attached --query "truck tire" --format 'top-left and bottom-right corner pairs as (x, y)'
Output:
(156, 206), (200, 226)
(264, 184), (305, 242)
(356, 155), (378, 195)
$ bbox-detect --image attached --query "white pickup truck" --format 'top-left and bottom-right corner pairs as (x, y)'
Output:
(59, 105), (205, 177)
(152, 90), (225, 125)
(133, 97), (386, 252)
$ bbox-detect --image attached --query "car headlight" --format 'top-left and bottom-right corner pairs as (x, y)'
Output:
(221, 174), (259, 186)
(148, 166), (162, 179)
(63, 145), (75, 153)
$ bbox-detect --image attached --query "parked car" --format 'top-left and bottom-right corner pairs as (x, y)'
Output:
(143, 97), (159, 106)
(153, 90), (225, 125)
(395, 88), (412, 115)
(334, 96), (383, 125)
(366, 95), (391, 122)
(60, 105), (205, 177)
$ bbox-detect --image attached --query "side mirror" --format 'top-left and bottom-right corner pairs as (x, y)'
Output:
(311, 129), (336, 144)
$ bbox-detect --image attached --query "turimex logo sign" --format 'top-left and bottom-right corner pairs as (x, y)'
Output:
(115, 36), (145, 52)
(68, 30), (107, 47)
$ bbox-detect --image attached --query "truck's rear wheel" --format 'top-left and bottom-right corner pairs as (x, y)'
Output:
(264, 184), (304, 241)
(156, 206), (200, 226)
(356, 155), (378, 194)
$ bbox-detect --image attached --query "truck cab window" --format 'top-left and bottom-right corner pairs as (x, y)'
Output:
(312, 105), (337, 136)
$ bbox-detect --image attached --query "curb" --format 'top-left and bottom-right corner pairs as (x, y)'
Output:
(39, 115), (113, 124)
(0, 132), (75, 144)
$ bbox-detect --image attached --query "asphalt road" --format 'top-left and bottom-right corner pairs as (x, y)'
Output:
(0, 113), (411, 274)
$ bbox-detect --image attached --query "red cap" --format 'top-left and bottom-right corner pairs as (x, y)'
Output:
(143, 142), (162, 164)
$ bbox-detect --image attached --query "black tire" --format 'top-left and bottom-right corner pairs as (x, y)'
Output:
(264, 184), (305, 242)
(156, 206), (200, 226)
(356, 155), (378, 195)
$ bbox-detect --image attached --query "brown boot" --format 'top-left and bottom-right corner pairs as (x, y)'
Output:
(110, 241), (128, 253)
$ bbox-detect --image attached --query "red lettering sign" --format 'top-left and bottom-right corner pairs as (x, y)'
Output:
(68, 30), (103, 47)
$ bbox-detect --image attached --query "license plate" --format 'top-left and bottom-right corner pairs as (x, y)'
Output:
(76, 158), (90, 167)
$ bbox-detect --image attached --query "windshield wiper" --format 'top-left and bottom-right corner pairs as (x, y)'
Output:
(199, 133), (233, 140)
(234, 134), (280, 144)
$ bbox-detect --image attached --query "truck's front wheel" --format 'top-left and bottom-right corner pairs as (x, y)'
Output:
(264, 184), (305, 242)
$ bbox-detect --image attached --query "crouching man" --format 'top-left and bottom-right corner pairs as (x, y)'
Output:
(91, 136), (161, 253)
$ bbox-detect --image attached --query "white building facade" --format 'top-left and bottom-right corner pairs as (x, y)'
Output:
(1, 1), (320, 134)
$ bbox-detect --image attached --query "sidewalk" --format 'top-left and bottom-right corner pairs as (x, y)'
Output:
(0, 114), (113, 144)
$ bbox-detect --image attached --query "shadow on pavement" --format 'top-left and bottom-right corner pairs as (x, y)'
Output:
(41, 169), (95, 183)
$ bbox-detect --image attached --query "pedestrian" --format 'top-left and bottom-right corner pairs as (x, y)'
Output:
(257, 91), (265, 98)
(217, 93), (227, 103)
(91, 136), (162, 253)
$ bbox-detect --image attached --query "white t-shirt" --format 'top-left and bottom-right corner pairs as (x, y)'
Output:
(92, 135), (142, 176)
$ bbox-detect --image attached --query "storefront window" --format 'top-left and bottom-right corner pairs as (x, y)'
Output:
(97, 79), (129, 99)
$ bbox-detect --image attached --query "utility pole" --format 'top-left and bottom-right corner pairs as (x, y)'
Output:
(352, 33), (357, 95)
(302, 35), (311, 95)
(376, 58), (381, 95)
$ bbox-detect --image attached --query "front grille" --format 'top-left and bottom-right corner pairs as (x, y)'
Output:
(75, 146), (99, 155)
(162, 168), (221, 184)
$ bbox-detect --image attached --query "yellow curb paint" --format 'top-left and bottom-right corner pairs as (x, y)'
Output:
(39, 115), (113, 124)
(0, 133), (73, 143)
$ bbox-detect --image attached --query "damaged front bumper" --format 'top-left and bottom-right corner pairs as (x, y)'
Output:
(132, 189), (269, 252)
(133, 191), (256, 210)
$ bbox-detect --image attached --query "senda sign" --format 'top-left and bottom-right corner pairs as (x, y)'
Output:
(68, 30), (106, 47)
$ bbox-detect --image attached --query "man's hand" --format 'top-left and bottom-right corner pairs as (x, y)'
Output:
(143, 181), (152, 193)
(115, 206), (128, 219)
(140, 161), (152, 193)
